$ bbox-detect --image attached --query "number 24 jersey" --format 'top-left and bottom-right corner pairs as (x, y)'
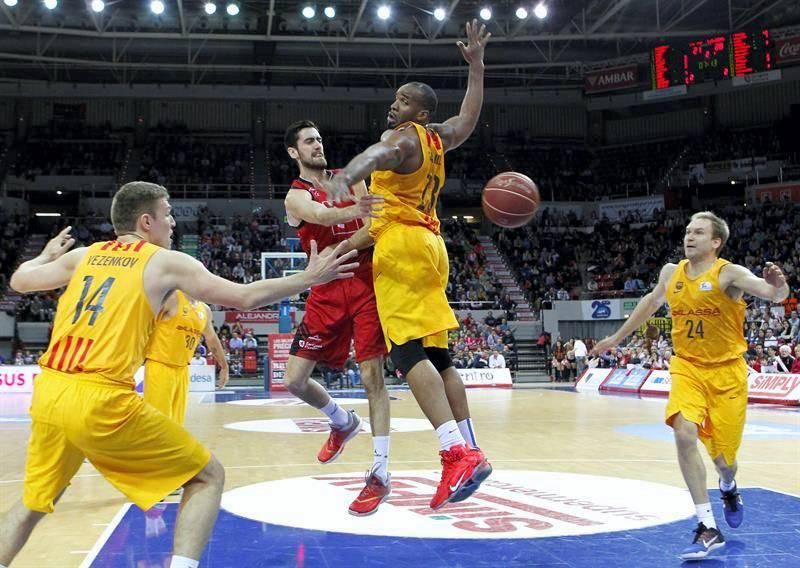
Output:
(666, 258), (747, 366)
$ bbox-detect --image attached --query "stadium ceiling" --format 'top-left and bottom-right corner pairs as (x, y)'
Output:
(0, 0), (797, 89)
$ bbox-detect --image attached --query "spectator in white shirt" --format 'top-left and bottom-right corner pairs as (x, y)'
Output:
(573, 338), (588, 375)
(763, 329), (778, 349)
(488, 349), (506, 369)
(191, 351), (207, 365)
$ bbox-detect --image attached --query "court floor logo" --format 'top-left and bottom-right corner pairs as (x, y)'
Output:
(227, 397), (372, 407)
(224, 417), (432, 434)
(221, 471), (692, 539)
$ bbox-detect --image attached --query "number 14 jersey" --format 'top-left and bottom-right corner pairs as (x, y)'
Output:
(666, 258), (747, 366)
(369, 121), (446, 238)
(40, 239), (160, 387)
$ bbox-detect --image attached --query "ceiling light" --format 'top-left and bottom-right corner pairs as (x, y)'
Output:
(3, 0), (17, 6)
(91, 0), (104, 12)
(302, 5), (315, 18)
(150, 0), (165, 15)
(324, 6), (335, 18)
(516, 7), (528, 19)
(433, 7), (446, 21)
(204, 2), (216, 15)
(226, 2), (239, 16)
(479, 7), (491, 21)
(377, 5), (391, 20)
(534, 2), (548, 19)
(43, 0), (57, 9)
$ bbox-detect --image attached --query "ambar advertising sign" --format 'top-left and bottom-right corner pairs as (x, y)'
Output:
(584, 65), (640, 93)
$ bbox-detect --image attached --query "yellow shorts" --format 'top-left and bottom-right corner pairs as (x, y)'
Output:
(24, 369), (210, 513)
(144, 359), (189, 424)
(373, 224), (458, 349)
(665, 356), (748, 465)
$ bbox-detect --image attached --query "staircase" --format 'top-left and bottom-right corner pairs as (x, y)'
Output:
(512, 339), (550, 382)
(478, 235), (536, 322)
(0, 234), (47, 313)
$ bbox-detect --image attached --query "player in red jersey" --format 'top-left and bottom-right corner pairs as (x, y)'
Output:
(282, 120), (390, 516)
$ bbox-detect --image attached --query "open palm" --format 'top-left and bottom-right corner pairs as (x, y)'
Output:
(457, 19), (491, 65)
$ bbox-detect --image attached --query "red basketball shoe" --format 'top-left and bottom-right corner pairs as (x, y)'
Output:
(429, 445), (488, 510)
(317, 410), (362, 464)
(349, 467), (391, 516)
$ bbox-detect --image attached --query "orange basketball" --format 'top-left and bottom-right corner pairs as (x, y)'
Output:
(481, 171), (540, 228)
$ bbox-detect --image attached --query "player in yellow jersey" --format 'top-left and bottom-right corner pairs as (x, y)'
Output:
(0, 182), (358, 568)
(592, 211), (789, 561)
(145, 290), (228, 424)
(317, 20), (492, 510)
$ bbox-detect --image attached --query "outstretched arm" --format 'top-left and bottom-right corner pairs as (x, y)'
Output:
(722, 262), (790, 303)
(285, 186), (383, 227)
(159, 241), (359, 311)
(317, 131), (419, 201)
(591, 264), (676, 355)
(10, 227), (87, 292)
(429, 20), (491, 152)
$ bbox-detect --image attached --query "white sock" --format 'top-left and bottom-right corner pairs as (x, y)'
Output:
(170, 555), (199, 568)
(719, 478), (736, 492)
(320, 399), (350, 428)
(372, 436), (390, 483)
(436, 420), (466, 451)
(457, 418), (478, 448)
(695, 503), (717, 529)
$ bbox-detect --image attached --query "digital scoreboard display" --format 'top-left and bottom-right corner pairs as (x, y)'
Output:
(651, 29), (773, 89)
(731, 29), (774, 76)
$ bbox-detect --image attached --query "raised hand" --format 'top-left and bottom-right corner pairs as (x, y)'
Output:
(763, 262), (787, 289)
(305, 240), (360, 285)
(41, 226), (76, 262)
(457, 19), (491, 66)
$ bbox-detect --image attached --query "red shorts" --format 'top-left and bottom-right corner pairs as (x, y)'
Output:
(290, 270), (386, 369)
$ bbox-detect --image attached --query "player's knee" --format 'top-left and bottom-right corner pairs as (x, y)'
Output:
(424, 347), (453, 373)
(283, 372), (309, 393)
(361, 366), (387, 396)
(389, 340), (428, 375)
(193, 454), (225, 490)
(672, 419), (698, 448)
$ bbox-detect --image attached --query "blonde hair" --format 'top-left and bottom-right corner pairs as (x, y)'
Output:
(111, 182), (170, 233)
(690, 211), (729, 256)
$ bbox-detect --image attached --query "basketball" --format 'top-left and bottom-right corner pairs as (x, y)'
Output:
(481, 171), (540, 228)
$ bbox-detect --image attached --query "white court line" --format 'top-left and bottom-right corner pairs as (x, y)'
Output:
(78, 503), (131, 568)
(754, 485), (800, 498)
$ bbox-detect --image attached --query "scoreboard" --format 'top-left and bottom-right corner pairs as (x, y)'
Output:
(651, 29), (773, 90)
(731, 29), (774, 76)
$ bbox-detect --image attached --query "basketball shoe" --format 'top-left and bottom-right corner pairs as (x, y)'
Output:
(450, 458), (493, 503)
(720, 480), (744, 528)
(430, 445), (489, 510)
(317, 410), (362, 464)
(679, 522), (725, 560)
(349, 466), (391, 516)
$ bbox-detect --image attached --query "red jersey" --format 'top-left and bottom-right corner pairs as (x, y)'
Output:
(288, 170), (372, 273)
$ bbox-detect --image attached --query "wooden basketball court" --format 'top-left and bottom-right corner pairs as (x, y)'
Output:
(1, 385), (798, 567)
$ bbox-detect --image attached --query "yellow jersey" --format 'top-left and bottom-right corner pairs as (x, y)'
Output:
(666, 258), (747, 366)
(369, 122), (446, 238)
(146, 291), (208, 367)
(40, 239), (160, 387)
